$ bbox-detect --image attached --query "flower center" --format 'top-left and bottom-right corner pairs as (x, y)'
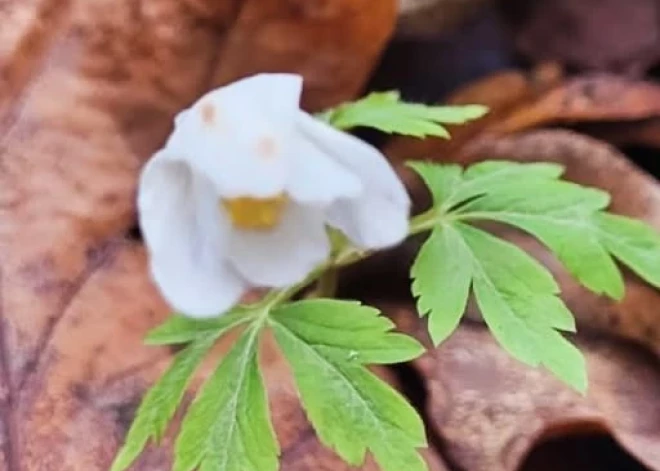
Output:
(221, 194), (288, 230)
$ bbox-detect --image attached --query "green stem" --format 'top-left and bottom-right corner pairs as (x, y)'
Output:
(248, 206), (441, 312)
(315, 269), (339, 298)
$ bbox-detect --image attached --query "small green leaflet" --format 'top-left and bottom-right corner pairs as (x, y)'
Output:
(410, 160), (660, 391)
(270, 300), (427, 471)
(146, 308), (257, 345)
(322, 90), (487, 138)
(110, 335), (217, 471)
(595, 213), (660, 288)
(174, 325), (278, 471)
(412, 222), (585, 391)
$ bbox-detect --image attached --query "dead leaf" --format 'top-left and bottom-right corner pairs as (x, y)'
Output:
(0, 0), (404, 469)
(396, 0), (492, 37)
(486, 75), (660, 135)
(391, 306), (660, 471)
(507, 0), (660, 75)
(213, 0), (398, 111)
(387, 73), (660, 171)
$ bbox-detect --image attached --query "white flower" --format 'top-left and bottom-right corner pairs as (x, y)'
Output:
(138, 73), (410, 317)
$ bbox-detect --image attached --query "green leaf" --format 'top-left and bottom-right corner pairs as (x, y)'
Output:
(110, 335), (217, 471)
(174, 326), (278, 471)
(458, 180), (624, 299)
(410, 160), (564, 211)
(407, 162), (463, 206)
(407, 160), (660, 391)
(595, 213), (660, 288)
(325, 90), (487, 138)
(411, 224), (472, 345)
(271, 300), (424, 364)
(146, 308), (255, 345)
(270, 300), (427, 471)
(458, 223), (587, 392)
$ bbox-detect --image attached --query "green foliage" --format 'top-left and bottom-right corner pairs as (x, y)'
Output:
(110, 335), (218, 471)
(112, 300), (427, 471)
(270, 300), (427, 471)
(410, 160), (660, 392)
(322, 91), (487, 138)
(173, 326), (278, 471)
(115, 88), (660, 471)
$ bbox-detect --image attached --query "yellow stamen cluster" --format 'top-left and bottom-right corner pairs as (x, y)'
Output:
(221, 194), (288, 230)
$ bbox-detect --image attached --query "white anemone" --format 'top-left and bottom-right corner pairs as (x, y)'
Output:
(138, 73), (410, 317)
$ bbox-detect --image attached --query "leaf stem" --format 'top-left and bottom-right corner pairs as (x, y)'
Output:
(239, 207), (442, 317)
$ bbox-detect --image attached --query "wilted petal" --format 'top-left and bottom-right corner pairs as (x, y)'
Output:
(138, 153), (246, 317)
(167, 74), (304, 198)
(227, 203), (330, 287)
(296, 112), (410, 248)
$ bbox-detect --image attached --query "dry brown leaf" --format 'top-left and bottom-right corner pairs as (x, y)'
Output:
(0, 0), (403, 469)
(387, 73), (660, 172)
(391, 307), (660, 471)
(396, 0), (491, 37)
(213, 0), (398, 111)
(508, 0), (660, 75)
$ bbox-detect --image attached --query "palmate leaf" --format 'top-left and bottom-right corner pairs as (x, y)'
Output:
(410, 160), (660, 391)
(323, 90), (487, 138)
(112, 307), (258, 471)
(457, 178), (624, 298)
(410, 224), (472, 345)
(110, 335), (218, 471)
(270, 300), (427, 471)
(174, 325), (278, 471)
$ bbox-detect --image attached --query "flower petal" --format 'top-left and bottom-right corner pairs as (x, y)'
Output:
(296, 112), (411, 248)
(286, 132), (363, 206)
(138, 152), (246, 317)
(167, 74), (304, 198)
(227, 203), (330, 287)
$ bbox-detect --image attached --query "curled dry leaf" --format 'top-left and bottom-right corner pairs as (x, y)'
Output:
(387, 72), (660, 171)
(0, 0), (399, 468)
(391, 307), (660, 471)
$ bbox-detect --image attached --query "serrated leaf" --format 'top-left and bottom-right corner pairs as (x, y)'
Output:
(271, 300), (424, 364)
(409, 160), (564, 211)
(411, 224), (472, 345)
(456, 223), (586, 391)
(595, 213), (660, 288)
(458, 180), (624, 299)
(270, 300), (427, 471)
(407, 162), (463, 206)
(325, 90), (487, 138)
(174, 326), (278, 471)
(146, 308), (255, 345)
(111, 335), (217, 471)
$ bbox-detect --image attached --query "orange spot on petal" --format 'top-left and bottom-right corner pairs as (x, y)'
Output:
(256, 136), (278, 159)
(200, 102), (216, 126)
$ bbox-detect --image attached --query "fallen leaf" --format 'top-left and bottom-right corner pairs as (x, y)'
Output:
(506, 0), (660, 75)
(0, 0), (405, 468)
(213, 0), (398, 111)
(396, 0), (492, 37)
(387, 73), (660, 171)
(486, 75), (660, 135)
(391, 307), (660, 471)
